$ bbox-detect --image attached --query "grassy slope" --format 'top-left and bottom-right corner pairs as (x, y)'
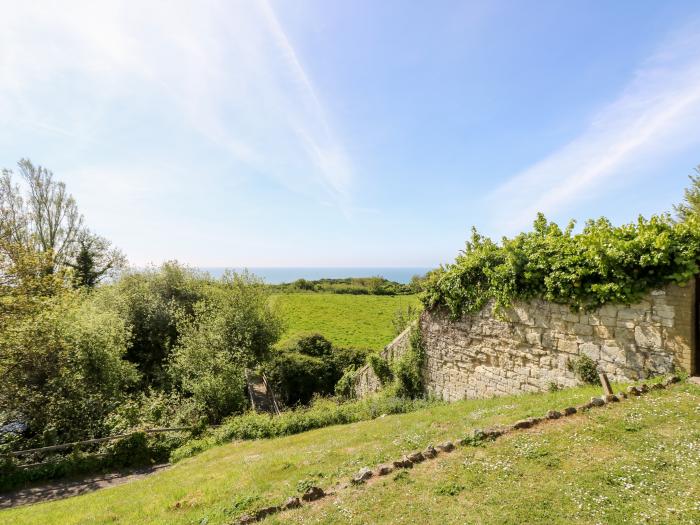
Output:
(271, 293), (421, 350)
(4, 381), (698, 525)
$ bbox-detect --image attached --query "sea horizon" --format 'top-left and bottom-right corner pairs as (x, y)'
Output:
(200, 267), (432, 284)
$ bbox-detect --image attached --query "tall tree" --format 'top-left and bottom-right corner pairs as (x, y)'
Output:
(66, 230), (127, 288)
(674, 165), (700, 223)
(1, 159), (124, 285)
(0, 159), (83, 272)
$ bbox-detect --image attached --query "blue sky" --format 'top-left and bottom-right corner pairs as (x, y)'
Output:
(2, 1), (700, 267)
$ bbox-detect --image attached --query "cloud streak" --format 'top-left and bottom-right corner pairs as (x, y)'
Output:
(488, 21), (700, 234)
(0, 0), (352, 205)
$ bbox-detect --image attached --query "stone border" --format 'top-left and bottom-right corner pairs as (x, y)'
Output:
(234, 375), (682, 524)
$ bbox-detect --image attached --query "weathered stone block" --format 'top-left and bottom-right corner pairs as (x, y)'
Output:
(558, 338), (579, 354)
(579, 342), (600, 361)
(634, 325), (662, 349)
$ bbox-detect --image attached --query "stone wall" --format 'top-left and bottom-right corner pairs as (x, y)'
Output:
(355, 281), (696, 401)
(353, 324), (413, 398)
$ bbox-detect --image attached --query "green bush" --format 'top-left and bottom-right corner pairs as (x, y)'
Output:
(0, 430), (188, 492)
(169, 271), (282, 423)
(110, 262), (210, 388)
(0, 290), (138, 447)
(264, 334), (369, 406)
(423, 213), (700, 317)
(265, 351), (336, 406)
(568, 355), (601, 385)
(104, 390), (206, 433)
(369, 354), (394, 385)
(334, 366), (359, 399)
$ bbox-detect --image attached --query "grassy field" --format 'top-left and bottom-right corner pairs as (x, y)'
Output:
(4, 380), (698, 524)
(270, 293), (421, 350)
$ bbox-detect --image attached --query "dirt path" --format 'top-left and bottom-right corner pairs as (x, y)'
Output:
(0, 463), (170, 509)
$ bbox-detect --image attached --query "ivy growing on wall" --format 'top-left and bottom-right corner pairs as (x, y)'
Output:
(367, 324), (426, 399)
(391, 324), (426, 398)
(422, 212), (700, 318)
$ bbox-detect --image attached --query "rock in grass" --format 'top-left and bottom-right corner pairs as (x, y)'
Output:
(626, 386), (641, 396)
(651, 383), (665, 390)
(663, 375), (680, 386)
(563, 407), (577, 416)
(546, 410), (562, 420)
(436, 441), (455, 453)
(392, 456), (413, 469)
(513, 417), (541, 430)
(407, 451), (425, 463)
(282, 497), (301, 510)
(483, 427), (507, 439)
(238, 514), (256, 524)
(603, 394), (619, 403)
(254, 506), (280, 520)
(423, 445), (437, 459)
(352, 467), (373, 484)
(640, 383), (650, 393)
(617, 391), (627, 399)
(576, 403), (592, 411)
(376, 464), (394, 476)
(301, 486), (325, 502)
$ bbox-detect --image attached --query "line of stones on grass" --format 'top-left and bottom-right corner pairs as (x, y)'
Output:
(234, 375), (681, 524)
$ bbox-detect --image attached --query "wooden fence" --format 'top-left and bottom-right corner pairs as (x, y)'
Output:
(2, 426), (208, 466)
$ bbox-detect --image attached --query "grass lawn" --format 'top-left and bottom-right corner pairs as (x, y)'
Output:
(4, 380), (698, 524)
(270, 293), (421, 350)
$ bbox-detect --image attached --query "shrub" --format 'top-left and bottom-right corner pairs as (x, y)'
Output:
(334, 366), (359, 399)
(568, 355), (601, 385)
(104, 390), (206, 433)
(111, 262), (210, 388)
(169, 272), (282, 423)
(264, 335), (369, 406)
(369, 354), (394, 385)
(0, 291), (138, 447)
(0, 430), (188, 492)
(265, 351), (336, 406)
(294, 333), (333, 357)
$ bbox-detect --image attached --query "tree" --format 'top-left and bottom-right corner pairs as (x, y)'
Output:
(66, 231), (127, 288)
(112, 262), (209, 388)
(0, 290), (138, 445)
(674, 165), (700, 223)
(0, 159), (83, 272)
(0, 159), (125, 283)
(169, 271), (282, 422)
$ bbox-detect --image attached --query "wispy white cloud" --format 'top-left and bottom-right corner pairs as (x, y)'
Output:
(488, 21), (700, 234)
(0, 0), (352, 205)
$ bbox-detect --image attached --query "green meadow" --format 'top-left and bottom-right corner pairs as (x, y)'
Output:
(271, 293), (422, 350)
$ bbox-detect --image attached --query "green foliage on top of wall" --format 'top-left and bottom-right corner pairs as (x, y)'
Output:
(422, 212), (700, 317)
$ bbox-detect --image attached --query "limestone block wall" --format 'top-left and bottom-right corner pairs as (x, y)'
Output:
(422, 282), (695, 401)
(354, 281), (696, 400)
(353, 324), (413, 398)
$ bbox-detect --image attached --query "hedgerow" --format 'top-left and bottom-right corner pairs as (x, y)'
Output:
(422, 213), (700, 317)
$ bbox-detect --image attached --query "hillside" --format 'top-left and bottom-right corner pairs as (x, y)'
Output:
(271, 293), (421, 350)
(3, 380), (698, 525)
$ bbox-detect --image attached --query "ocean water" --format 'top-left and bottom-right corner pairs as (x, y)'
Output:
(201, 267), (432, 284)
